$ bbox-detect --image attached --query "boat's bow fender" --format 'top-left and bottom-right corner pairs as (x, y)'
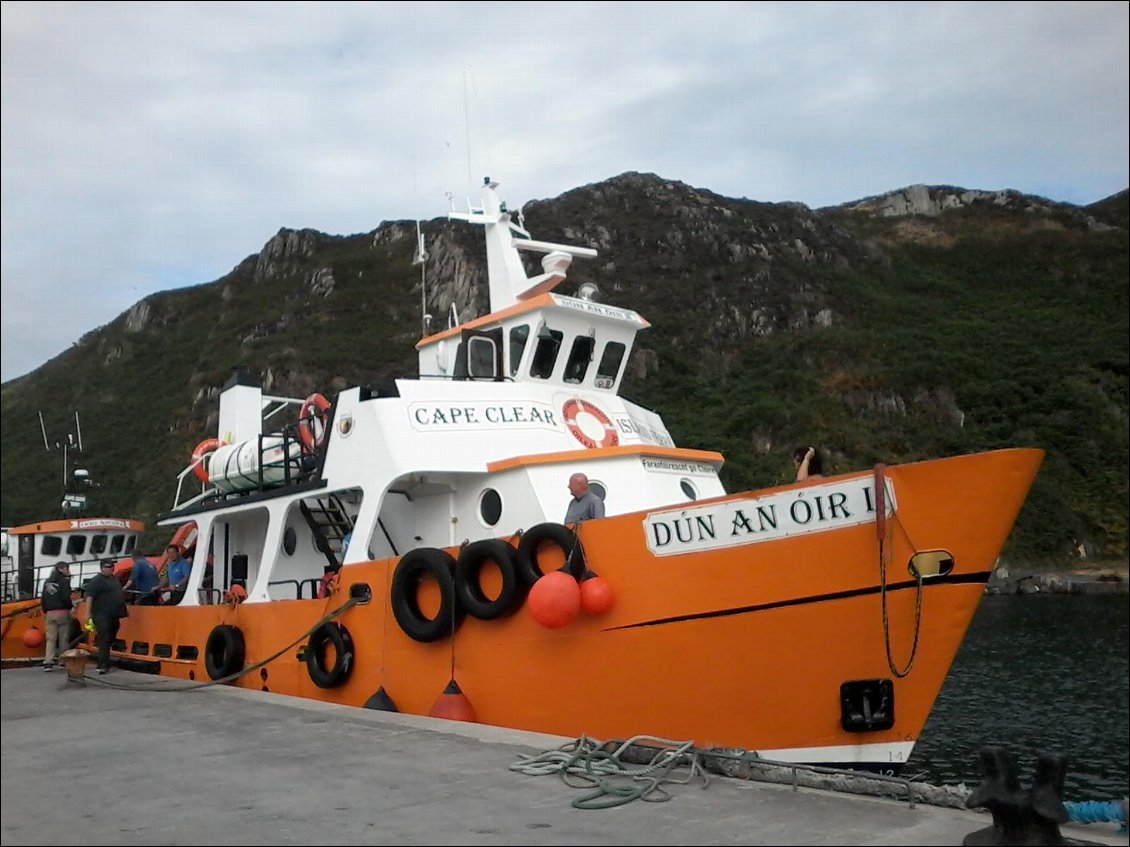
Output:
(455, 539), (522, 620)
(305, 622), (354, 688)
(516, 523), (585, 587)
(390, 548), (464, 642)
(204, 625), (245, 681)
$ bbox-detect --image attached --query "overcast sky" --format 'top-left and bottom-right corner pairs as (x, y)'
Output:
(2, 2), (1127, 382)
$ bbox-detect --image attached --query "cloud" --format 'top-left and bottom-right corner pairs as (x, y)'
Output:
(2, 1), (1127, 381)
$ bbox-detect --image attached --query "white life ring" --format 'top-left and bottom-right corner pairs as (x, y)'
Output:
(298, 393), (330, 452)
(562, 399), (619, 449)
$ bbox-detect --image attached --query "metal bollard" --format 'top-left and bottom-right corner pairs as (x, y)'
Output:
(962, 746), (1100, 846)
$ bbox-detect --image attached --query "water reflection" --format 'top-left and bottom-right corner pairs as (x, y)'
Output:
(907, 593), (1129, 800)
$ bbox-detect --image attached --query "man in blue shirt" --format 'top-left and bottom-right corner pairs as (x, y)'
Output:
(164, 544), (192, 606)
(124, 550), (161, 605)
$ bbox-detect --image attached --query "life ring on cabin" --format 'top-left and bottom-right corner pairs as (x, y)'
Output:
(390, 548), (464, 643)
(191, 438), (222, 483)
(204, 624), (245, 681)
(455, 539), (522, 621)
(561, 399), (619, 449)
(305, 621), (354, 688)
(170, 521), (198, 555)
(298, 393), (331, 452)
(516, 522), (586, 588)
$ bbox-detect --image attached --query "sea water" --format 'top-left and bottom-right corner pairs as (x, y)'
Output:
(906, 593), (1129, 801)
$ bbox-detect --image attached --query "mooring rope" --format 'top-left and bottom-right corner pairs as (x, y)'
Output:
(510, 734), (709, 809)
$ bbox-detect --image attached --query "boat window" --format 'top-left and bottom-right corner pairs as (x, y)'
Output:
(595, 342), (626, 390)
(90, 534), (108, 555)
(467, 336), (498, 379)
(66, 535), (87, 556)
(530, 329), (563, 379)
(589, 480), (607, 501)
(680, 479), (698, 501)
(41, 535), (62, 556)
(283, 527), (297, 556)
(564, 335), (595, 384)
(479, 489), (502, 526)
(109, 534), (125, 554)
(508, 325), (530, 376)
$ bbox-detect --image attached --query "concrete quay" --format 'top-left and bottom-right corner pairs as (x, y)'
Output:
(2, 666), (1126, 846)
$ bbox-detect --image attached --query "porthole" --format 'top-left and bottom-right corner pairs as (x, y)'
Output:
(283, 528), (297, 556)
(589, 481), (607, 501)
(478, 489), (502, 526)
(680, 479), (698, 501)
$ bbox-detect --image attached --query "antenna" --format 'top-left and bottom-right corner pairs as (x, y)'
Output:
(413, 220), (430, 336)
(38, 411), (50, 451)
(75, 410), (83, 452)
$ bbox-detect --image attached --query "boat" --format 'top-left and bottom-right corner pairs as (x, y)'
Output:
(0, 416), (154, 664)
(0, 177), (1043, 774)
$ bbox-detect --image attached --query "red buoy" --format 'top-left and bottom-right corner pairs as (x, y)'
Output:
(429, 679), (477, 723)
(580, 574), (615, 616)
(527, 570), (581, 629)
(22, 627), (45, 648)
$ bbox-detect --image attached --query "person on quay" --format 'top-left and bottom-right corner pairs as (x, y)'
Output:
(39, 561), (74, 670)
(793, 446), (824, 481)
(564, 472), (605, 524)
(84, 559), (128, 674)
(124, 549), (161, 605)
(163, 544), (192, 606)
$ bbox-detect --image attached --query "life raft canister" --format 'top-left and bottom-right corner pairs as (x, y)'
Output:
(561, 399), (619, 449)
(191, 438), (222, 483)
(298, 393), (331, 452)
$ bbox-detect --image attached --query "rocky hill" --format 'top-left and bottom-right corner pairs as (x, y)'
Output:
(2, 175), (1126, 565)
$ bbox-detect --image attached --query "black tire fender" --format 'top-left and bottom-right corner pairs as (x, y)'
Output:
(305, 621), (354, 688)
(204, 624), (245, 681)
(391, 548), (464, 642)
(516, 523), (585, 587)
(455, 539), (521, 621)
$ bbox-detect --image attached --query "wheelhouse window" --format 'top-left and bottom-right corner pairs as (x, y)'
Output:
(564, 335), (595, 384)
(508, 325), (530, 376)
(530, 329), (563, 379)
(91, 534), (108, 555)
(595, 341), (626, 390)
(41, 536), (62, 557)
(66, 535), (87, 556)
(467, 336), (498, 379)
(109, 534), (125, 554)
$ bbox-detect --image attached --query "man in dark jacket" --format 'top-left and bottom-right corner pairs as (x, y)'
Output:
(40, 561), (74, 670)
(83, 559), (128, 674)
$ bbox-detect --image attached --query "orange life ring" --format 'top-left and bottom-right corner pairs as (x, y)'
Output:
(298, 393), (331, 451)
(191, 439), (222, 483)
(170, 521), (198, 554)
(561, 399), (619, 449)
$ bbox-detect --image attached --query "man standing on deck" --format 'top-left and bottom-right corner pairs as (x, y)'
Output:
(124, 550), (160, 605)
(84, 560), (128, 674)
(564, 473), (605, 524)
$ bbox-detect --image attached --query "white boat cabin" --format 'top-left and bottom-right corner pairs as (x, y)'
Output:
(159, 178), (727, 606)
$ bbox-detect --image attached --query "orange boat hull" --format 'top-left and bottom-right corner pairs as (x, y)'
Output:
(2, 448), (1042, 771)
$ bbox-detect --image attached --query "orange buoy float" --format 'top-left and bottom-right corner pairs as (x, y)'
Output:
(223, 584), (248, 606)
(429, 679), (477, 723)
(580, 572), (615, 616)
(298, 392), (331, 452)
(527, 570), (581, 629)
(191, 438), (222, 483)
(22, 627), (45, 648)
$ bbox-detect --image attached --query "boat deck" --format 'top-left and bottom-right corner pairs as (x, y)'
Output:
(2, 666), (1125, 846)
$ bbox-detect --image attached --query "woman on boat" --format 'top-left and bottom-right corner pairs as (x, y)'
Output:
(794, 446), (824, 481)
